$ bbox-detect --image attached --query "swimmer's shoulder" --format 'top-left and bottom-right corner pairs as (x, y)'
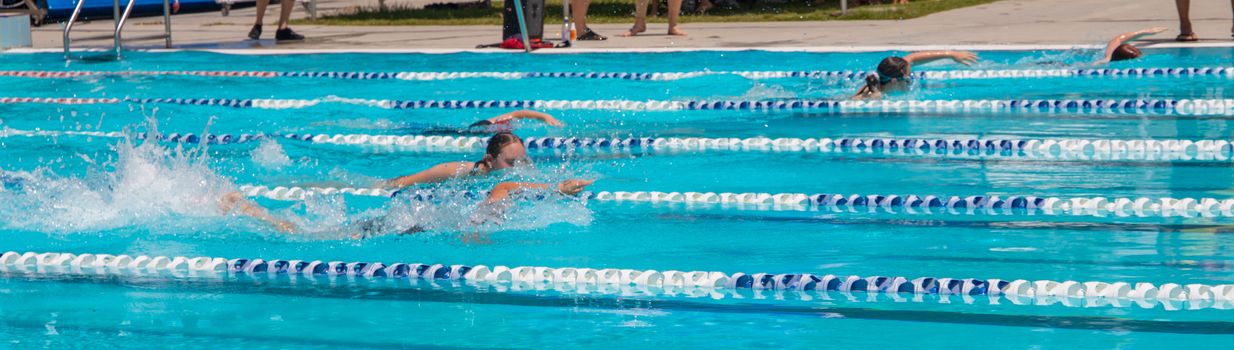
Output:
(433, 161), (481, 176)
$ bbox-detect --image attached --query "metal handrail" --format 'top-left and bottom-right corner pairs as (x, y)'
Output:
(61, 0), (91, 57)
(64, 0), (172, 58)
(114, 0), (172, 53)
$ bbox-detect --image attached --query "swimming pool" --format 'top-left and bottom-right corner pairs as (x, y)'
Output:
(2, 47), (1234, 347)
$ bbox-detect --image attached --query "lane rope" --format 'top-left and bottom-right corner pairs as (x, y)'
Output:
(3, 96), (1234, 115)
(3, 251), (1231, 308)
(2, 66), (1232, 81)
(7, 129), (1234, 161)
(238, 185), (1234, 218)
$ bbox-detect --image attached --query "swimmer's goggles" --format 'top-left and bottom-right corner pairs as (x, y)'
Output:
(877, 73), (912, 85)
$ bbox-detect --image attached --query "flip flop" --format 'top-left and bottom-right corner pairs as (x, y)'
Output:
(577, 29), (607, 41)
(1176, 33), (1199, 42)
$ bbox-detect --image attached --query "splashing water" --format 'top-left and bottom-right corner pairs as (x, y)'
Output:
(0, 136), (240, 233)
(251, 139), (292, 169)
(0, 128), (595, 239)
(738, 83), (798, 100)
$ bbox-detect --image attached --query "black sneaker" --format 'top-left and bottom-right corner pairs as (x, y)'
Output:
(248, 25), (262, 40)
(276, 28), (305, 41)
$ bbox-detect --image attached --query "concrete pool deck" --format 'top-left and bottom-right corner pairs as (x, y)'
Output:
(16, 0), (1234, 51)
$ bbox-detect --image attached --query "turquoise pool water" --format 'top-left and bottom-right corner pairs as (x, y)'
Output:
(2, 48), (1234, 347)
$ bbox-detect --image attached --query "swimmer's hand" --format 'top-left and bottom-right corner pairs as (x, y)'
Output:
(949, 51), (979, 66)
(557, 179), (595, 196)
(541, 115), (566, 127)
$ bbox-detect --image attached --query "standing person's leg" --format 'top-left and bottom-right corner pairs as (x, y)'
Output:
(667, 0), (685, 36)
(1229, 0), (1233, 37)
(573, 0), (606, 40)
(275, 0), (305, 41)
(248, 0), (269, 39)
(621, 0), (650, 37)
(1175, 0), (1198, 41)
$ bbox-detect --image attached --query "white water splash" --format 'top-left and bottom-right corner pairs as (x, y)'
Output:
(738, 83), (798, 100)
(251, 139), (292, 169)
(0, 127), (594, 239)
(0, 137), (240, 233)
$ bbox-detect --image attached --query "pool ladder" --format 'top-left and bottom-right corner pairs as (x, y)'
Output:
(62, 0), (172, 58)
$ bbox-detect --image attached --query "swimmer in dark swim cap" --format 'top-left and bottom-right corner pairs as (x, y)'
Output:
(1095, 27), (1167, 64)
(853, 50), (979, 100)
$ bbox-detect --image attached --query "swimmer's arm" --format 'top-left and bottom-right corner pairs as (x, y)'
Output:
(486, 179), (595, 203)
(219, 192), (297, 232)
(488, 110), (565, 127)
(378, 161), (472, 189)
(903, 51), (978, 66)
(1099, 26), (1167, 63)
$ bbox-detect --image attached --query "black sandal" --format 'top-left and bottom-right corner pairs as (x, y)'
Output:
(577, 29), (607, 41)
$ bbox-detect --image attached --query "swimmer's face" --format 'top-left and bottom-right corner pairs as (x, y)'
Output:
(490, 142), (529, 170)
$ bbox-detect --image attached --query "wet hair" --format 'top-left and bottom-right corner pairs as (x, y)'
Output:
(864, 74), (882, 93)
(1110, 44), (1142, 62)
(485, 132), (523, 159)
(876, 56), (910, 83)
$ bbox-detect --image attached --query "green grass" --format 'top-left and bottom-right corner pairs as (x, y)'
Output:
(292, 0), (1000, 26)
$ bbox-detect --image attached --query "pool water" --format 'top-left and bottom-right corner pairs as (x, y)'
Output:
(2, 48), (1234, 348)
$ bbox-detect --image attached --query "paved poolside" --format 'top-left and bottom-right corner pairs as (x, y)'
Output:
(19, 0), (1234, 51)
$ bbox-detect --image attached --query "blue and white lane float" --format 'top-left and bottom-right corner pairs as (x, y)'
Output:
(2, 66), (1232, 81)
(238, 185), (1234, 219)
(3, 251), (1232, 310)
(3, 96), (1234, 115)
(9, 128), (1234, 162)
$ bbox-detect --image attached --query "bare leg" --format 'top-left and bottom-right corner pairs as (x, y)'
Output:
(1230, 0), (1234, 36)
(572, 0), (591, 33)
(248, 0), (270, 39)
(621, 0), (649, 37)
(667, 0), (686, 36)
(1175, 0), (1197, 39)
(254, 0), (268, 26)
(278, 0), (296, 29)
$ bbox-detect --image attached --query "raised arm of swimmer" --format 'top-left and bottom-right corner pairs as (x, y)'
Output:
(487, 110), (565, 127)
(901, 51), (979, 66)
(1098, 27), (1166, 64)
(853, 50), (978, 100)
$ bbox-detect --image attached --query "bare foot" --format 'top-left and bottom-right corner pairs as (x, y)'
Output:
(668, 27), (687, 36)
(620, 24), (646, 37)
(1176, 32), (1199, 42)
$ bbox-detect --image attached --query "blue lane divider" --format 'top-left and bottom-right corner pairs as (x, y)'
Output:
(238, 185), (1234, 219)
(3, 251), (1232, 309)
(3, 66), (1232, 81)
(4, 96), (1234, 114)
(7, 129), (1234, 163)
